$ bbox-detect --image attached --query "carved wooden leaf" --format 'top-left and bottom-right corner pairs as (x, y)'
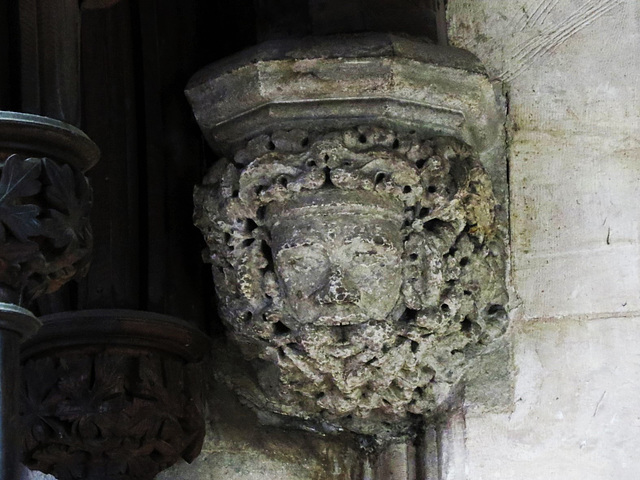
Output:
(0, 204), (42, 242)
(0, 155), (42, 242)
(0, 155), (42, 199)
(42, 159), (92, 249)
(0, 240), (40, 266)
(42, 159), (79, 214)
(23, 351), (206, 480)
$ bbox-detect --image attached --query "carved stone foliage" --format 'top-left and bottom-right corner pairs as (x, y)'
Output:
(21, 311), (208, 480)
(0, 154), (92, 304)
(22, 352), (203, 480)
(194, 126), (508, 438)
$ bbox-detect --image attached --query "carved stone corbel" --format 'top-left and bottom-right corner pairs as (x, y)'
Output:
(0, 111), (98, 479)
(186, 34), (508, 442)
(20, 310), (209, 480)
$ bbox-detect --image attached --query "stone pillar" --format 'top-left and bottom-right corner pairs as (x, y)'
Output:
(187, 33), (508, 476)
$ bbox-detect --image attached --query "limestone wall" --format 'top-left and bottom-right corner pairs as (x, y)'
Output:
(449, 1), (640, 478)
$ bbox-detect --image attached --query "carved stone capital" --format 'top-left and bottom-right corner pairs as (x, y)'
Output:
(20, 310), (210, 480)
(187, 34), (508, 440)
(0, 112), (99, 306)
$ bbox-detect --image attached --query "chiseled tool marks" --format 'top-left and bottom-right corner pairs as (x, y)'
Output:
(501, 0), (623, 82)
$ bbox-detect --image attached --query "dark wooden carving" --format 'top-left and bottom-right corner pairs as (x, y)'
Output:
(20, 310), (209, 480)
(0, 154), (92, 305)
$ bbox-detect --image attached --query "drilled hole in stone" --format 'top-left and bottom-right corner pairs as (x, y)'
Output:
(427, 185), (437, 193)
(392, 139), (400, 149)
(399, 309), (418, 323)
(461, 316), (473, 332)
(267, 141), (276, 151)
(374, 172), (386, 185)
(278, 176), (288, 188)
(418, 207), (430, 219)
(423, 219), (447, 233)
(416, 158), (427, 169)
(409, 253), (419, 261)
(441, 303), (450, 313)
(301, 137), (309, 147)
(459, 257), (469, 266)
(487, 304), (506, 316)
(306, 160), (317, 167)
(411, 341), (419, 353)
(261, 240), (274, 271)
(274, 321), (290, 335)
(463, 290), (472, 296)
(403, 185), (412, 193)
(358, 134), (367, 143)
(373, 236), (384, 245)
(246, 219), (258, 231)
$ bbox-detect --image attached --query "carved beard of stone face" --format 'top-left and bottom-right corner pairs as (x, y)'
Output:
(266, 190), (405, 327)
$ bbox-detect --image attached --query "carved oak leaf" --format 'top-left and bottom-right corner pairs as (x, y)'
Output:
(54, 356), (127, 423)
(0, 155), (43, 242)
(42, 159), (91, 249)
(0, 240), (40, 268)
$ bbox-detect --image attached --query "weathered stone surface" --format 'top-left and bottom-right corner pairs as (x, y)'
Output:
(194, 125), (507, 438)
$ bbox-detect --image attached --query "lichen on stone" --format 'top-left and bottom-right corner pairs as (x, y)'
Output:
(194, 125), (507, 438)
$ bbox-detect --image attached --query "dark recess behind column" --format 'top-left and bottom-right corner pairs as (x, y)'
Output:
(255, 0), (446, 43)
(132, 0), (255, 331)
(77, 2), (141, 310)
(0, 0), (20, 111)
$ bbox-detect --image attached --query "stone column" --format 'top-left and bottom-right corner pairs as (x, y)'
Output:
(187, 33), (508, 477)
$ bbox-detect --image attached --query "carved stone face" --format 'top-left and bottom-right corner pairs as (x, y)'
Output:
(193, 126), (508, 438)
(267, 198), (404, 327)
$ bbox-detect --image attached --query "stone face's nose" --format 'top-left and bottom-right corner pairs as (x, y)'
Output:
(316, 268), (360, 305)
